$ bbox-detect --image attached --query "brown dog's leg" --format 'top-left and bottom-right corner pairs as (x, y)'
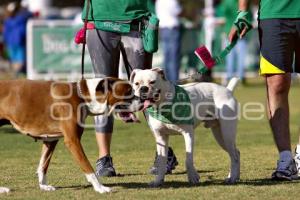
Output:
(61, 122), (111, 193)
(37, 140), (58, 191)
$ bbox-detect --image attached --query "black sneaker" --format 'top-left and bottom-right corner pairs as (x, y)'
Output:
(271, 159), (298, 181)
(95, 155), (117, 177)
(149, 147), (179, 175)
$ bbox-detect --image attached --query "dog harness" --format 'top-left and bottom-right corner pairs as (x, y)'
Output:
(146, 85), (194, 125)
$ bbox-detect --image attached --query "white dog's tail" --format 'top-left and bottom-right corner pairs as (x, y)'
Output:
(226, 77), (240, 92)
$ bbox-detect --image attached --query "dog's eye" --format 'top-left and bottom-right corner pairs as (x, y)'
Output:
(149, 80), (156, 84)
(134, 82), (139, 86)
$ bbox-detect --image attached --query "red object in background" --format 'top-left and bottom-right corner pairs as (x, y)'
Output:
(194, 45), (216, 69)
(33, 11), (40, 18)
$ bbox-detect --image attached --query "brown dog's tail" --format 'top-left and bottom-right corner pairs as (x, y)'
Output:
(226, 77), (240, 92)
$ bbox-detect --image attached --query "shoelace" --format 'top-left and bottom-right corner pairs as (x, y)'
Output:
(97, 158), (114, 169)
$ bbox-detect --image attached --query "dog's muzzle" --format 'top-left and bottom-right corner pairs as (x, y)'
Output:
(114, 96), (143, 123)
(139, 86), (150, 101)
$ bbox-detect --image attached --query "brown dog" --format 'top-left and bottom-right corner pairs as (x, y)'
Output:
(0, 78), (135, 193)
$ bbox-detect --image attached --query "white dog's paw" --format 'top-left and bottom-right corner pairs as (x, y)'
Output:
(95, 186), (112, 193)
(39, 184), (56, 191)
(187, 170), (200, 184)
(0, 187), (10, 193)
(148, 180), (163, 188)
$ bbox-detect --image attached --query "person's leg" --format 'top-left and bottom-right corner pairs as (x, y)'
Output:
(7, 45), (25, 76)
(95, 130), (112, 158)
(87, 29), (120, 176)
(121, 31), (149, 70)
(237, 39), (247, 83)
(225, 44), (235, 82)
(259, 19), (298, 180)
(266, 73), (291, 152)
(160, 28), (172, 80)
(94, 116), (115, 177)
(293, 19), (300, 173)
(266, 73), (297, 180)
(167, 28), (181, 83)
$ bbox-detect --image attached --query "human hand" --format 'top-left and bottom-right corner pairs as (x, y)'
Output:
(229, 11), (252, 43)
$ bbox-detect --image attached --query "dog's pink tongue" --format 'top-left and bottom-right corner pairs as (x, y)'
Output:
(119, 112), (140, 123)
(129, 113), (140, 123)
(143, 100), (151, 111)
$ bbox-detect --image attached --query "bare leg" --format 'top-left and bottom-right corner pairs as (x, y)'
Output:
(11, 63), (23, 74)
(37, 140), (58, 191)
(265, 74), (291, 152)
(95, 133), (112, 158)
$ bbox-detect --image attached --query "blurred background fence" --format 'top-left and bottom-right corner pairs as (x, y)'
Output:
(0, 0), (260, 81)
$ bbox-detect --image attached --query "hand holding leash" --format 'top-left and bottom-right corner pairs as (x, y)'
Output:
(234, 11), (252, 36)
(229, 10), (252, 42)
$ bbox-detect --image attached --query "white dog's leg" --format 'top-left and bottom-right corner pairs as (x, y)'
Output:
(0, 187), (10, 193)
(37, 171), (56, 191)
(149, 134), (169, 187)
(218, 118), (240, 184)
(37, 141), (58, 191)
(85, 174), (111, 193)
(211, 125), (227, 151)
(183, 131), (200, 184)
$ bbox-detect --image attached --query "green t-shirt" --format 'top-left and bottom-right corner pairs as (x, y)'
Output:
(217, 0), (238, 34)
(259, 0), (300, 19)
(82, 0), (152, 21)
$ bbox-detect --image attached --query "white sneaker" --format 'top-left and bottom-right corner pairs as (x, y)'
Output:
(294, 145), (300, 175)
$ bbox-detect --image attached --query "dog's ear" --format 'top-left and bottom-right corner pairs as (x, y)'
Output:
(130, 69), (142, 83)
(151, 67), (166, 80)
(96, 78), (117, 93)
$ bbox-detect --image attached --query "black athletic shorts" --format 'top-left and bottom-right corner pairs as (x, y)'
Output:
(258, 19), (300, 74)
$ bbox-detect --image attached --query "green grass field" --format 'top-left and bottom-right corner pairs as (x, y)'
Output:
(1, 78), (300, 200)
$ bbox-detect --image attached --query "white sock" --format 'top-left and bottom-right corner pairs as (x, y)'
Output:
(279, 150), (292, 161)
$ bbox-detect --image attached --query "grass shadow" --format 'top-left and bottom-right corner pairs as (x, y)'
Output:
(55, 184), (92, 190)
(115, 173), (146, 177)
(117, 170), (216, 177)
(42, 177), (300, 192)
(172, 170), (216, 175)
(112, 178), (300, 189)
(236, 178), (300, 186)
(199, 177), (300, 187)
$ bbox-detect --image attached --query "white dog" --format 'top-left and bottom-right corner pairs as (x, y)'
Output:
(130, 68), (240, 187)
